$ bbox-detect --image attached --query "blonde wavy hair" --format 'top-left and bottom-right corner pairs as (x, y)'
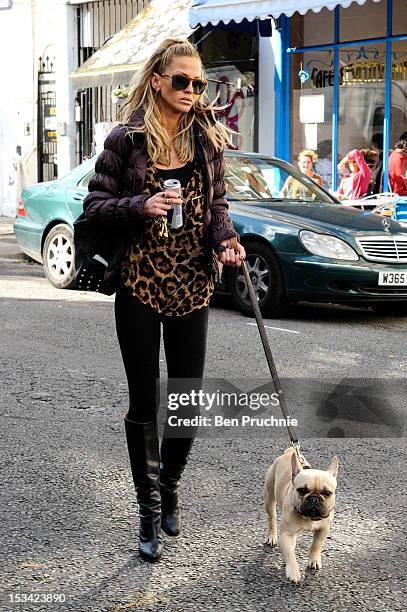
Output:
(119, 38), (231, 166)
(298, 149), (318, 164)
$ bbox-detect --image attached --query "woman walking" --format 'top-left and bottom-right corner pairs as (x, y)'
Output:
(83, 38), (245, 562)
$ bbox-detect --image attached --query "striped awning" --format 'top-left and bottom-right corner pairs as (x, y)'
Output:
(189, 0), (382, 27)
(70, 0), (193, 88)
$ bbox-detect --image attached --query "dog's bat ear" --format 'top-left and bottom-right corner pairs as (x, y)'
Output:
(327, 455), (339, 478)
(291, 452), (301, 481)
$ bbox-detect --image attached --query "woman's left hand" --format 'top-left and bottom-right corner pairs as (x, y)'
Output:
(217, 239), (246, 267)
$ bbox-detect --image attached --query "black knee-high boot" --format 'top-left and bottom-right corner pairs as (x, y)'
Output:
(159, 434), (196, 537)
(124, 415), (163, 561)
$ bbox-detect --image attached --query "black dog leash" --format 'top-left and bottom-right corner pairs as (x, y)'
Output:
(226, 239), (309, 469)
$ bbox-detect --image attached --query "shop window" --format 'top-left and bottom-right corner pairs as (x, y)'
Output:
(195, 25), (258, 151)
(340, 0), (386, 42)
(290, 8), (334, 48)
(290, 50), (335, 189)
(393, 0), (407, 35)
(196, 25), (257, 63)
(337, 43), (386, 192)
(390, 40), (407, 148)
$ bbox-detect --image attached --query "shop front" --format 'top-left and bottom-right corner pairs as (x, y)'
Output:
(284, 0), (407, 191)
(70, 0), (259, 159)
(190, 0), (407, 192)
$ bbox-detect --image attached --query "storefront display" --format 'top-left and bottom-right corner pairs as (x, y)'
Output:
(286, 0), (407, 192)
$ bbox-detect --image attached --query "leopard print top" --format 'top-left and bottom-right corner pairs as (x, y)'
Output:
(120, 159), (214, 316)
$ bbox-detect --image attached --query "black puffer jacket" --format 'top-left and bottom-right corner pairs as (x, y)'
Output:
(82, 109), (238, 287)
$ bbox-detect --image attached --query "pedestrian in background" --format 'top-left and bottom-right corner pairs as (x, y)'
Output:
(280, 149), (323, 199)
(337, 149), (371, 200)
(83, 38), (245, 562)
(361, 148), (379, 171)
(388, 136), (407, 196)
(366, 136), (384, 195)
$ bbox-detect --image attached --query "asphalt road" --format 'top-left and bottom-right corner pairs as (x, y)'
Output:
(1, 219), (406, 612)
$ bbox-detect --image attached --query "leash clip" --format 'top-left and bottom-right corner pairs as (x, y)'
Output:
(292, 441), (311, 469)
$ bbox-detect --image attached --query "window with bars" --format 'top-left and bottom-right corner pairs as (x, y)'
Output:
(76, 0), (151, 65)
(74, 0), (151, 163)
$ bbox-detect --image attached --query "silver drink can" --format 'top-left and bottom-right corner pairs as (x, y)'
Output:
(163, 179), (183, 229)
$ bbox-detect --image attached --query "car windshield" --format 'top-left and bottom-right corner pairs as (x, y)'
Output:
(225, 155), (335, 204)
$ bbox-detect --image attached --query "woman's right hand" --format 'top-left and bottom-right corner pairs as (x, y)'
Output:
(337, 155), (348, 174)
(143, 190), (183, 218)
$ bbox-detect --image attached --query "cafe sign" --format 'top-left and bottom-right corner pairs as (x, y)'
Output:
(304, 59), (407, 88)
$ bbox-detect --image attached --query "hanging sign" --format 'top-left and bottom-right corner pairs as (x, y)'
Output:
(299, 95), (325, 124)
(44, 105), (57, 143)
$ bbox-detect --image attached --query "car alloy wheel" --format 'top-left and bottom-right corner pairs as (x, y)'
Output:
(236, 253), (270, 306)
(43, 224), (76, 289)
(47, 233), (73, 281)
(229, 241), (288, 318)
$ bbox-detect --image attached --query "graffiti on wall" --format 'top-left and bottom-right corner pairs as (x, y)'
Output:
(206, 66), (255, 151)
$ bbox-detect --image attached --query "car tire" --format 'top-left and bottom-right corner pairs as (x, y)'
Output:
(229, 241), (288, 318)
(372, 302), (407, 316)
(43, 224), (76, 289)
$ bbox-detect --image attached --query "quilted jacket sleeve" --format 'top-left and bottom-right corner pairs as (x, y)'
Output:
(209, 150), (239, 249)
(83, 125), (149, 226)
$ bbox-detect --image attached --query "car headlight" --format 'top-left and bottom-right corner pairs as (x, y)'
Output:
(299, 230), (359, 261)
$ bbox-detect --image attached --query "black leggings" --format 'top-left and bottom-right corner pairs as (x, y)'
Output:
(115, 288), (209, 423)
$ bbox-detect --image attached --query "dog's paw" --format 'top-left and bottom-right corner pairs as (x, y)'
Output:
(265, 533), (278, 547)
(307, 557), (322, 570)
(286, 565), (302, 584)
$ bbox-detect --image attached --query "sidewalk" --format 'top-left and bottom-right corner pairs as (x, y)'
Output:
(0, 215), (16, 235)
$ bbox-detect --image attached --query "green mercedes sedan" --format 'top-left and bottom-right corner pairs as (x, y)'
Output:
(14, 151), (407, 316)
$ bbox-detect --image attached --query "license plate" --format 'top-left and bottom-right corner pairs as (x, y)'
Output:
(378, 271), (407, 286)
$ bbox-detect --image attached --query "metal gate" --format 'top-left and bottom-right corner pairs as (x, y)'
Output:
(37, 56), (58, 182)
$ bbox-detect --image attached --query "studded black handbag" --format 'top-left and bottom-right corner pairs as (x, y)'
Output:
(75, 252), (111, 294)
(73, 213), (118, 295)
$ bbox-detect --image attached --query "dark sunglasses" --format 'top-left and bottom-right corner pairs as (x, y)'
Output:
(159, 73), (207, 95)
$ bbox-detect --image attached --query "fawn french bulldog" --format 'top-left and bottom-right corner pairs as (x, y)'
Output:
(264, 448), (339, 583)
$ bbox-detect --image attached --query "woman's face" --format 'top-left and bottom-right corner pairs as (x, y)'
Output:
(349, 160), (359, 173)
(152, 56), (203, 115)
(298, 155), (313, 175)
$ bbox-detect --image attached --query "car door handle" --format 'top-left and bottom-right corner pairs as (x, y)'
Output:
(72, 192), (85, 201)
